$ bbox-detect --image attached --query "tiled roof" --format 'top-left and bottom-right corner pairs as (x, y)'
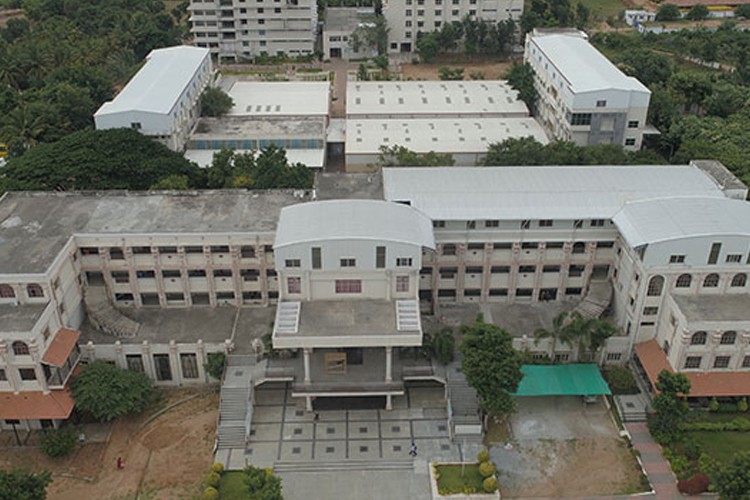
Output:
(0, 389), (75, 420)
(42, 328), (80, 367)
(634, 340), (674, 389)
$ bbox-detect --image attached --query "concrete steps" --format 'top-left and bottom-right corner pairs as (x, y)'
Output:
(217, 369), (253, 449)
(273, 459), (414, 473)
(84, 289), (140, 338)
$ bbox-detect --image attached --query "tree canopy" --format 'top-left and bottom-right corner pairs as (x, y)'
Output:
(505, 63), (538, 115)
(460, 320), (523, 415)
(0, 469), (51, 500)
(205, 146), (314, 189)
(71, 361), (154, 422)
(534, 311), (615, 361)
(243, 466), (283, 500)
(656, 4), (680, 21)
(648, 370), (691, 444)
(714, 452), (750, 498)
(416, 17), (515, 61)
(200, 87), (234, 117)
(378, 145), (455, 167)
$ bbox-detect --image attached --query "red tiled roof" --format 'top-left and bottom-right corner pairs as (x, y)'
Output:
(634, 340), (674, 387)
(0, 389), (75, 420)
(42, 328), (80, 367)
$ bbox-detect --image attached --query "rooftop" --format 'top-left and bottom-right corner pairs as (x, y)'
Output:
(0, 303), (48, 333)
(528, 32), (650, 94)
(95, 46), (209, 116)
(0, 389), (75, 420)
(691, 159), (747, 193)
(346, 81), (529, 117)
(672, 294), (750, 323)
(324, 7), (375, 31)
(42, 328), (80, 367)
(274, 199), (435, 249)
(227, 82), (330, 117)
(383, 164), (724, 221)
(191, 116), (325, 139)
(0, 191), (307, 275)
(315, 172), (384, 200)
(346, 118), (548, 154)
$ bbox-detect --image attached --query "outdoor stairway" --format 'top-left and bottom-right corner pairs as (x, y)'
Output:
(216, 355), (255, 450)
(84, 288), (140, 338)
(446, 362), (483, 444)
(273, 459), (414, 473)
(572, 279), (613, 319)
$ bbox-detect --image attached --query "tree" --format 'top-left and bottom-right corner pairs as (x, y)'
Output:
(40, 426), (77, 457)
(416, 32), (440, 63)
(648, 370), (690, 444)
(656, 4), (681, 21)
(432, 328), (456, 365)
(150, 174), (191, 190)
(244, 466), (283, 500)
(505, 63), (538, 115)
(205, 352), (226, 380)
(200, 87), (234, 117)
(71, 361), (154, 422)
(438, 66), (464, 80)
(714, 452), (750, 497)
(460, 320), (523, 415)
(0, 469), (52, 500)
(736, 3), (750, 18)
(350, 15), (389, 56)
(533, 311), (577, 355)
(378, 145), (455, 166)
(686, 4), (709, 20)
(617, 50), (674, 87)
(575, 2), (590, 29)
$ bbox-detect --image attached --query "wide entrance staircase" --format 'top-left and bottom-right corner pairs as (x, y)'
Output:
(84, 287), (140, 337)
(215, 355), (255, 464)
(274, 459), (414, 473)
(446, 360), (483, 444)
(572, 278), (613, 319)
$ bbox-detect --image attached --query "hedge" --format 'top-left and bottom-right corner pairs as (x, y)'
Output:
(681, 418), (750, 432)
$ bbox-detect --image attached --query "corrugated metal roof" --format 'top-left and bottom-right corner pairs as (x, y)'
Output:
(383, 165), (723, 221)
(274, 200), (435, 249)
(613, 196), (750, 247)
(227, 82), (330, 117)
(95, 46), (209, 116)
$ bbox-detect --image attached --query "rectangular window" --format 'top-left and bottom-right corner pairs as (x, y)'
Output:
(606, 352), (622, 361)
(184, 246), (203, 254)
(180, 353), (199, 379)
(538, 220), (553, 227)
(340, 258), (356, 267)
(520, 220), (530, 229)
(543, 265), (560, 273)
(726, 254), (742, 263)
(625, 138), (636, 146)
(565, 287), (582, 295)
(287, 277), (301, 294)
(136, 270), (156, 279)
(240, 269), (259, 281)
(396, 257), (413, 267)
(132, 246), (150, 255)
(554, 353), (570, 362)
(216, 292), (235, 300)
(628, 120), (639, 128)
(162, 270), (181, 279)
(516, 288), (533, 297)
(0, 368), (6, 381)
(669, 255), (685, 264)
(213, 269), (232, 277)
(714, 356), (731, 369)
(493, 242), (511, 250)
(574, 219), (584, 229)
(489, 288), (508, 296)
(596, 100), (607, 107)
(188, 269), (207, 278)
(466, 220), (476, 229)
(158, 246), (178, 254)
(166, 293), (184, 302)
(490, 266), (510, 274)
(285, 259), (301, 267)
(210, 245), (230, 253)
(708, 242), (721, 265)
(440, 267), (457, 279)
(241, 246), (255, 258)
(643, 306), (659, 316)
(743, 355), (750, 368)
(570, 113), (592, 126)
(519, 265), (536, 274)
(396, 276), (409, 292)
(109, 248), (125, 260)
(376, 246), (386, 268)
(111, 271), (129, 283)
(442, 244), (456, 256)
(568, 265), (585, 277)
(80, 247), (99, 255)
(153, 354), (172, 381)
(684, 356), (701, 369)
(433, 220), (445, 228)
(19, 368), (36, 381)
(335, 279), (362, 294)
(312, 247), (321, 269)
(590, 219), (605, 227)
(485, 220), (499, 228)
(467, 243), (484, 251)
(126, 354), (144, 372)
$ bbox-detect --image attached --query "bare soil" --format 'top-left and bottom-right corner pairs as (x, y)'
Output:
(400, 54), (514, 81)
(0, 8), (24, 28)
(0, 388), (219, 500)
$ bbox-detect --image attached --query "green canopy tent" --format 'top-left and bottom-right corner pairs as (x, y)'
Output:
(513, 364), (611, 396)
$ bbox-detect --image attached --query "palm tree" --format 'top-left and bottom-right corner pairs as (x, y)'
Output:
(533, 311), (577, 359)
(563, 314), (617, 362)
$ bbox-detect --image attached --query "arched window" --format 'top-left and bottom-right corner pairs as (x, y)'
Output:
(675, 274), (692, 288)
(647, 276), (664, 296)
(0, 284), (14, 298)
(691, 331), (707, 345)
(572, 242), (585, 254)
(731, 273), (747, 287)
(703, 274), (720, 288)
(721, 331), (737, 345)
(26, 284), (44, 298)
(12, 341), (29, 356)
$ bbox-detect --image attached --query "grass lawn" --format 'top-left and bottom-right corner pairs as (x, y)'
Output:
(219, 471), (247, 500)
(687, 431), (750, 464)
(436, 464), (485, 494)
(576, 0), (627, 20)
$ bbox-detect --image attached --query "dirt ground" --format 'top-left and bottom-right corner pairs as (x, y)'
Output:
(1, 388), (219, 500)
(400, 55), (514, 81)
(0, 8), (24, 28)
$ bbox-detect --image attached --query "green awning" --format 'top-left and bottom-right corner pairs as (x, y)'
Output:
(513, 364), (612, 396)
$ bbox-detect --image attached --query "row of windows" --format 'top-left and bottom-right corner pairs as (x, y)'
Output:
(433, 263), (601, 278)
(115, 291), (274, 304)
(284, 256), (413, 269)
(689, 331), (739, 346)
(433, 219), (609, 230)
(287, 277), (410, 295)
(124, 353), (200, 380)
(684, 354), (750, 369)
(81, 245), (270, 259)
(440, 241), (613, 256)
(0, 367), (37, 381)
(669, 252), (749, 265)
(647, 273), (748, 295)
(109, 269), (270, 283)
(435, 287), (583, 297)
(0, 284), (44, 299)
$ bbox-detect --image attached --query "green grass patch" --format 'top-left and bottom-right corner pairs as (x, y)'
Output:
(687, 431), (750, 464)
(484, 415), (511, 445)
(435, 464), (485, 495)
(219, 471), (247, 500)
(576, 0), (626, 20)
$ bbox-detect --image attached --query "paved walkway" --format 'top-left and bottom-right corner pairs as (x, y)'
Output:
(624, 422), (681, 499)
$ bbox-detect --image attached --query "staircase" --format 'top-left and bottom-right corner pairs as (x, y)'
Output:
(573, 279), (613, 319)
(216, 355), (255, 450)
(273, 459), (414, 473)
(446, 362), (483, 444)
(84, 288), (140, 338)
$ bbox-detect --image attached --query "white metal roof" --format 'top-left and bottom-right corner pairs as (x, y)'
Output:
(227, 82), (330, 117)
(529, 34), (650, 94)
(613, 197), (750, 247)
(346, 118), (548, 155)
(346, 81), (529, 116)
(383, 165), (725, 221)
(95, 46), (209, 116)
(274, 200), (435, 249)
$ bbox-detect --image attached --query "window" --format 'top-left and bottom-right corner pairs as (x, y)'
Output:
(731, 273), (747, 287)
(162, 270), (181, 279)
(684, 356), (702, 369)
(572, 242), (586, 254)
(466, 266), (483, 274)
(590, 219), (605, 227)
(606, 352), (622, 361)
(569, 113), (592, 126)
(520, 220), (530, 229)
(714, 356), (731, 369)
(153, 354), (172, 381)
(669, 255), (685, 264)
(565, 287), (582, 295)
(516, 288), (533, 297)
(743, 356), (750, 368)
(166, 293), (184, 302)
(628, 120), (639, 128)
(109, 248), (125, 260)
(132, 246), (150, 255)
(433, 220), (445, 228)
(80, 247), (99, 255)
(0, 369), (5, 381)
(547, 242), (564, 249)
(287, 277), (301, 294)
(708, 242), (721, 264)
(491, 266), (510, 274)
(26, 284), (44, 298)
(396, 276), (409, 292)
(466, 220), (476, 230)
(493, 243), (511, 250)
(285, 259), (301, 268)
(485, 220), (499, 228)
(442, 244), (456, 256)
(185, 246), (203, 254)
(213, 269), (232, 278)
(519, 265), (536, 274)
(376, 246), (386, 269)
(643, 306), (659, 316)
(703, 274), (719, 287)
(573, 219), (583, 229)
(647, 276), (664, 296)
(467, 243), (484, 251)
(12, 341), (29, 356)
(396, 257), (413, 267)
(690, 331), (707, 345)
(312, 247), (321, 269)
(180, 353), (200, 379)
(440, 267), (457, 279)
(676, 274), (692, 288)
(721, 331), (737, 345)
(489, 288), (508, 296)
(211, 245), (229, 254)
(240, 269), (259, 281)
(340, 258), (356, 267)
(241, 246), (255, 258)
(726, 254), (742, 263)
(538, 220), (553, 227)
(554, 353), (570, 362)
(126, 354), (144, 372)
(0, 284), (15, 298)
(111, 271), (129, 283)
(130, 122), (142, 129)
(19, 368), (36, 381)
(543, 265), (560, 273)
(335, 280), (362, 293)
(187, 269), (206, 278)
(596, 100), (607, 107)
(136, 270), (156, 279)
(568, 265), (585, 277)
(625, 138), (636, 146)
(159, 246), (177, 254)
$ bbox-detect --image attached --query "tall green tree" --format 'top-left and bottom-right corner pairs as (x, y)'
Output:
(648, 370), (690, 444)
(714, 452), (750, 498)
(378, 145), (455, 166)
(505, 63), (538, 115)
(533, 311), (576, 355)
(244, 465), (283, 500)
(686, 3), (709, 20)
(656, 4), (681, 21)
(205, 146), (314, 190)
(460, 320), (523, 415)
(200, 87), (235, 117)
(0, 469), (52, 500)
(71, 361), (154, 422)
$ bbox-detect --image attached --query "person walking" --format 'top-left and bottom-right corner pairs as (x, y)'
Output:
(409, 442), (418, 457)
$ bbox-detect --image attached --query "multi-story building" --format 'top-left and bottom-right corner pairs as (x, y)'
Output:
(323, 8), (379, 60)
(94, 46), (212, 152)
(382, 0), (524, 53)
(525, 29), (651, 151)
(188, 0), (317, 61)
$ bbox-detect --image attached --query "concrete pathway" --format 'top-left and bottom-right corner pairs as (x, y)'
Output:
(624, 422), (681, 499)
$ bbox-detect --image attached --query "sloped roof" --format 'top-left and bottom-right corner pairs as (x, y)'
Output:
(42, 328), (80, 367)
(274, 200), (435, 249)
(0, 389), (75, 420)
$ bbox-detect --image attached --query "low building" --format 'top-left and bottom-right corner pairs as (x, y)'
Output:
(323, 8), (378, 60)
(623, 9), (657, 27)
(94, 46), (212, 152)
(525, 30), (651, 150)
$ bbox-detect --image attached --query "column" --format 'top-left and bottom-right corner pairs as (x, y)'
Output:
(29, 341), (49, 395)
(386, 394), (392, 411)
(0, 341), (21, 394)
(305, 395), (313, 411)
(385, 346), (393, 383)
(303, 347), (312, 384)
(115, 341), (126, 370)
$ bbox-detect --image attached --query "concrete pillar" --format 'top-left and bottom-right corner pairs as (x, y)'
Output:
(0, 341), (21, 394)
(196, 340), (207, 382)
(115, 340), (126, 370)
(169, 340), (181, 385)
(29, 341), (49, 395)
(386, 394), (392, 410)
(303, 348), (312, 384)
(385, 346), (392, 383)
(305, 395), (313, 412)
(141, 341), (155, 380)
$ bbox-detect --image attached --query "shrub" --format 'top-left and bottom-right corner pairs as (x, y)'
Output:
(483, 476), (499, 493)
(683, 439), (702, 461)
(680, 417), (750, 432)
(204, 352), (226, 380)
(739, 397), (748, 412)
(433, 328), (455, 365)
(477, 449), (490, 463)
(668, 453), (693, 480)
(709, 397), (719, 412)
(205, 471), (221, 488)
(601, 365), (640, 395)
(677, 472), (710, 495)
(40, 426), (78, 457)
(211, 463), (224, 474)
(202, 486), (219, 500)
(479, 461), (496, 477)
